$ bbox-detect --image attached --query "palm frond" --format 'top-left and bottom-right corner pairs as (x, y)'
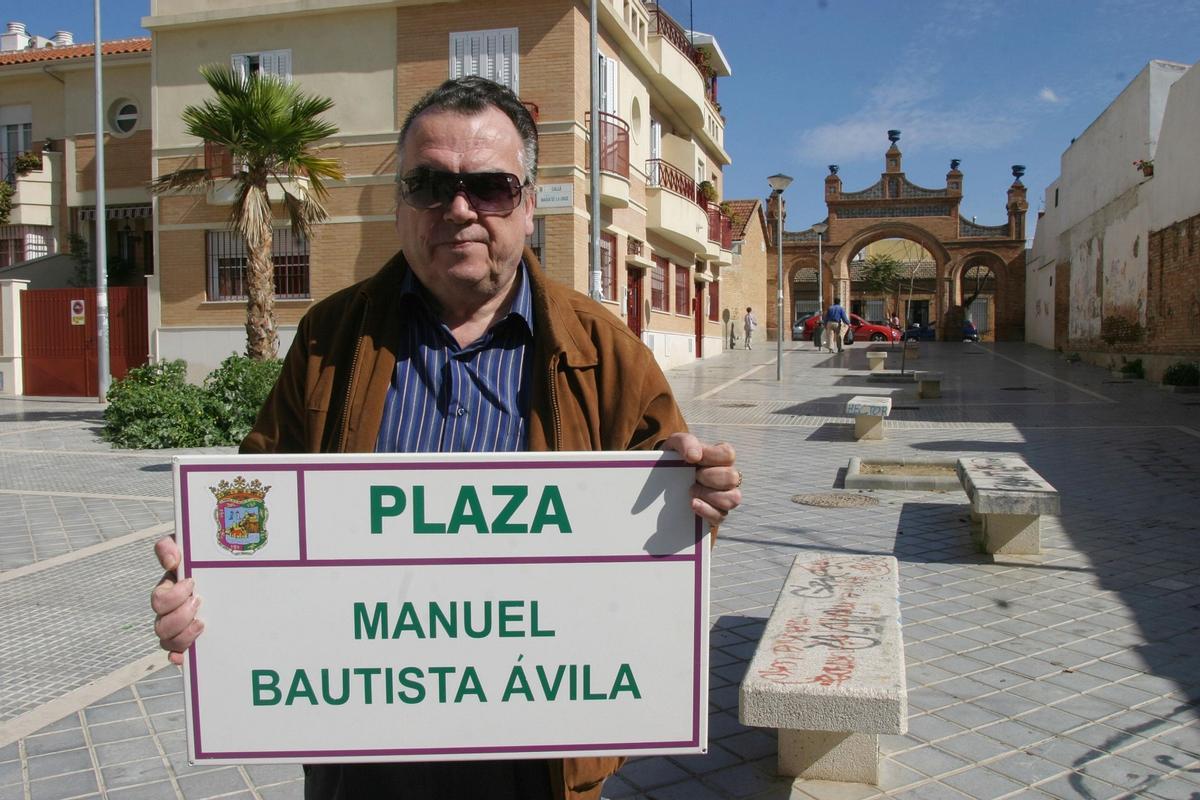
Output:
(151, 168), (212, 195)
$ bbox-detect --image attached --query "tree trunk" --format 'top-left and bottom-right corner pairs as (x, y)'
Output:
(245, 226), (278, 361)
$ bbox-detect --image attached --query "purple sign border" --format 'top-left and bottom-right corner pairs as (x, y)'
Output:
(178, 457), (705, 761)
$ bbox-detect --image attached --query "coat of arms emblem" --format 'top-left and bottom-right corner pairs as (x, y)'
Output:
(210, 476), (270, 555)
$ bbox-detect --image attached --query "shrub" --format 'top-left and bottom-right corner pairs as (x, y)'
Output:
(1119, 358), (1145, 379)
(202, 353), (283, 443)
(1163, 361), (1200, 387)
(103, 360), (219, 449)
(104, 355), (282, 449)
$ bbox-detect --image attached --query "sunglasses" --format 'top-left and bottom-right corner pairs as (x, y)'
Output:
(399, 168), (528, 213)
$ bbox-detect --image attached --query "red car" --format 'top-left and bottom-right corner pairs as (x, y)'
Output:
(800, 313), (902, 343)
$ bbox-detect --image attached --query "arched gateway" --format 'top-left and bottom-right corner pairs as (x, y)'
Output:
(766, 132), (1028, 341)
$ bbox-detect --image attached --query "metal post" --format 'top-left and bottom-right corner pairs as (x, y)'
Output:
(775, 199), (783, 381)
(766, 174), (792, 380)
(588, 0), (601, 300)
(94, 0), (111, 400)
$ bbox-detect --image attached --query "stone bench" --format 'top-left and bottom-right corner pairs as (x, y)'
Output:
(957, 456), (1060, 555)
(866, 351), (888, 372)
(846, 395), (891, 440)
(916, 371), (943, 398)
(740, 553), (907, 784)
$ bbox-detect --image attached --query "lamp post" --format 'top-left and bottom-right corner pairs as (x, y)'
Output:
(811, 221), (827, 322)
(767, 173), (792, 381)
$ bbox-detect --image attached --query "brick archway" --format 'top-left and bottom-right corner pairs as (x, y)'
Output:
(766, 131), (1028, 341)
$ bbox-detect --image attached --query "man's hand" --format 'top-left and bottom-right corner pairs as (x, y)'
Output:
(663, 432), (741, 527)
(151, 537), (204, 666)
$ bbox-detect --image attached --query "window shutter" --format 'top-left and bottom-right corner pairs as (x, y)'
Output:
(231, 54), (249, 82)
(271, 50), (292, 81)
(449, 28), (518, 91)
(603, 56), (618, 114)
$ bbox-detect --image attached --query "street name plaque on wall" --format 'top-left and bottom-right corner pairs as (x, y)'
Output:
(173, 451), (708, 764)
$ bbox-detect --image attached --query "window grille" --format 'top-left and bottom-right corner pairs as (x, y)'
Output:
(674, 263), (690, 314)
(525, 217), (545, 268)
(650, 255), (668, 311)
(599, 232), (616, 301)
(206, 229), (309, 301)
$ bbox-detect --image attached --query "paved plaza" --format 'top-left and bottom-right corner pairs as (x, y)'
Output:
(1, 342), (1199, 799)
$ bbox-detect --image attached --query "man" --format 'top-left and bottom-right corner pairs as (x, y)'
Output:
(151, 77), (741, 800)
(824, 296), (851, 353)
(742, 306), (756, 350)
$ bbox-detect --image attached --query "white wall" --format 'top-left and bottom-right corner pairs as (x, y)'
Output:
(1148, 60), (1200, 231)
(1025, 60), (1191, 346)
(157, 326), (298, 384)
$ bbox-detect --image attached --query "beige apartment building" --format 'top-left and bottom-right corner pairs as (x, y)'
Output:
(0, 25), (153, 282)
(144, 0), (741, 376)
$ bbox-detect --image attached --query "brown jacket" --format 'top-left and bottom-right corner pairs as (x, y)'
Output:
(242, 249), (688, 799)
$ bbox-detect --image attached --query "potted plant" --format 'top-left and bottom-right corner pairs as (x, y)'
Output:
(12, 150), (43, 176)
(698, 180), (718, 204)
(718, 200), (734, 217)
(1133, 159), (1154, 177)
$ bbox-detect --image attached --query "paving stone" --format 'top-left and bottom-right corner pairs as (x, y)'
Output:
(175, 767), (249, 799)
(27, 769), (99, 800)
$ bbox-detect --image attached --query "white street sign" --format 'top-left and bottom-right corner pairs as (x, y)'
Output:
(173, 451), (708, 764)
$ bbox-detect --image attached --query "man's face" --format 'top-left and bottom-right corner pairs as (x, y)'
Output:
(394, 107), (535, 309)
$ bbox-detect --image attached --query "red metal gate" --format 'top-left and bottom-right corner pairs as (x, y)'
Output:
(20, 287), (148, 397)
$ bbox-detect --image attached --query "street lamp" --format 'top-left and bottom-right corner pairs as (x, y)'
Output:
(811, 222), (828, 321)
(767, 173), (792, 381)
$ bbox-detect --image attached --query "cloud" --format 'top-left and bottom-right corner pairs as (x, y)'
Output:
(792, 0), (1023, 165)
(1038, 87), (1062, 103)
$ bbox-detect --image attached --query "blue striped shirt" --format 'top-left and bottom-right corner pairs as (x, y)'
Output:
(374, 263), (534, 454)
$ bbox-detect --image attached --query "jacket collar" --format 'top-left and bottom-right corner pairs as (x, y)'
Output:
(362, 248), (600, 369)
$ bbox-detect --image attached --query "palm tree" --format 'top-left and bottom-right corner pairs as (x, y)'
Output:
(153, 64), (344, 360)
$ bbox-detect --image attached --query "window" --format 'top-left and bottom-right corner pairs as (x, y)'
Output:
(525, 217), (545, 269)
(708, 280), (719, 322)
(450, 28), (519, 92)
(1, 104), (33, 181)
(650, 255), (668, 311)
(0, 224), (51, 268)
(598, 232), (616, 301)
(598, 54), (618, 115)
(107, 99), (139, 135)
(206, 229), (309, 301)
(674, 263), (690, 315)
(232, 50), (292, 82)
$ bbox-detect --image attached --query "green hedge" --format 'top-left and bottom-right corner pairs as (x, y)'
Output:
(1163, 361), (1199, 387)
(103, 354), (281, 449)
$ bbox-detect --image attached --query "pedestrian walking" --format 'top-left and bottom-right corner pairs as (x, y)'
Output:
(824, 296), (850, 353)
(742, 307), (757, 350)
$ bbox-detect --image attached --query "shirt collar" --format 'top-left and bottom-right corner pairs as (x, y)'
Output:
(398, 259), (534, 337)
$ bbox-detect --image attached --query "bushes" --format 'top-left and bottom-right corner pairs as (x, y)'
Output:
(1163, 361), (1200, 387)
(104, 354), (281, 449)
(202, 354), (283, 443)
(1119, 358), (1145, 379)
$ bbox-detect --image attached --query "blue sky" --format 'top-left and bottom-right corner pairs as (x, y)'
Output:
(14, 0), (1199, 241)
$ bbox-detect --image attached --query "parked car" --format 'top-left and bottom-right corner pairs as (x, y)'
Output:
(962, 320), (980, 342)
(799, 313), (901, 343)
(901, 322), (938, 341)
(791, 311), (818, 341)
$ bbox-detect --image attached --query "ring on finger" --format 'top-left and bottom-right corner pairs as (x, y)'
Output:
(734, 470), (743, 488)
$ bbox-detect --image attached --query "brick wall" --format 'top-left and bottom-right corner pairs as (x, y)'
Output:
(75, 131), (152, 191)
(1146, 211), (1200, 354)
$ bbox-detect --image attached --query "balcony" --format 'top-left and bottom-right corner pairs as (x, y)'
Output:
(645, 4), (707, 129)
(585, 111), (631, 208)
(204, 141), (307, 205)
(645, 158), (708, 252)
(705, 206), (733, 266)
(2, 151), (57, 227)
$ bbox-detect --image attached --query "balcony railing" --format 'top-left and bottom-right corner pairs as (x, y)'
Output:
(646, 4), (700, 65)
(646, 158), (704, 209)
(585, 111), (630, 179)
(707, 206), (733, 249)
